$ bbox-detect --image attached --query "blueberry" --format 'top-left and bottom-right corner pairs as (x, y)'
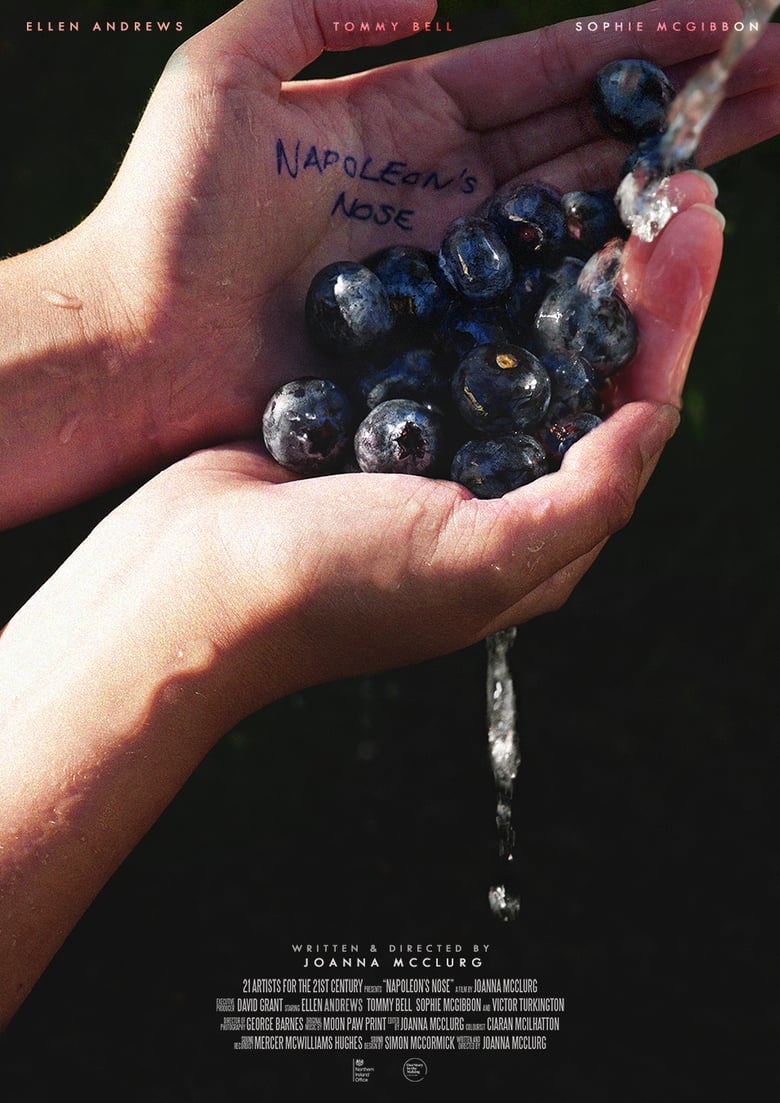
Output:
(262, 378), (355, 475)
(351, 347), (449, 411)
(540, 352), (604, 420)
(438, 215), (514, 302)
(452, 344), (551, 433)
(534, 283), (638, 377)
(563, 189), (628, 256)
(365, 245), (451, 327)
(451, 434), (549, 499)
(591, 59), (675, 142)
(354, 399), (446, 476)
(272, 171), (645, 490)
(538, 412), (603, 467)
(487, 183), (567, 265)
(305, 260), (394, 356)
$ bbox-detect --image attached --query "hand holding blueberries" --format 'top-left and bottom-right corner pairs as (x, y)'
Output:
(1, 0), (779, 1031)
(1, 0), (778, 524)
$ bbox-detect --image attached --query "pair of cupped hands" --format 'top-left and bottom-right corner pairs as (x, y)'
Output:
(2, 0), (779, 1030)
(4, 0), (779, 713)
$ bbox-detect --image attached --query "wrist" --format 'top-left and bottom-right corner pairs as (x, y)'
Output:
(0, 222), (157, 528)
(0, 503), (241, 1026)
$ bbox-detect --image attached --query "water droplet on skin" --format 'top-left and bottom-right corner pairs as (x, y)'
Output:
(41, 288), (83, 310)
(58, 416), (81, 444)
(171, 639), (219, 672)
(160, 640), (220, 704)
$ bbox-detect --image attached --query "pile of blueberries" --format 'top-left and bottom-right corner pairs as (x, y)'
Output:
(261, 59), (678, 498)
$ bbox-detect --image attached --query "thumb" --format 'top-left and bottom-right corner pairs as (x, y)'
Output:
(186, 0), (439, 84)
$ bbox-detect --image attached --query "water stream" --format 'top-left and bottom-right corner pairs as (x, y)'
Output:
(485, 627), (522, 921)
(482, 4), (777, 920)
(618, 0), (779, 240)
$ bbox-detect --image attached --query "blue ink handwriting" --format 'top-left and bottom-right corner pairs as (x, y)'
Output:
(275, 138), (477, 195)
(331, 191), (415, 231)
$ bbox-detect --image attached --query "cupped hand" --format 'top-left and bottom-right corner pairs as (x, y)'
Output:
(76, 0), (777, 457)
(71, 170), (723, 719)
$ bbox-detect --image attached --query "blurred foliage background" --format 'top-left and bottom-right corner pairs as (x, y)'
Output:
(1, 0), (778, 1098)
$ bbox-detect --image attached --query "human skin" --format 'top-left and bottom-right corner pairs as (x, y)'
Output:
(0, 0), (776, 1028)
(0, 0), (777, 528)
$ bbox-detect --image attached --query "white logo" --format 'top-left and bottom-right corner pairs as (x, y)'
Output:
(402, 1057), (428, 1082)
(352, 1058), (374, 1083)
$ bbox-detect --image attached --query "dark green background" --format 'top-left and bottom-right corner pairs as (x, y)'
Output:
(1, 1), (778, 1098)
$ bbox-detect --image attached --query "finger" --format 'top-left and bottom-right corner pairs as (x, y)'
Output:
(184, 439), (305, 485)
(248, 401), (677, 669)
(618, 171), (722, 299)
(478, 32), (780, 190)
(425, 0), (776, 132)
(182, 0), (437, 85)
(485, 540), (607, 633)
(674, 23), (780, 100)
(529, 87), (780, 193)
(434, 402), (680, 626)
(614, 200), (724, 407)
(697, 83), (780, 165)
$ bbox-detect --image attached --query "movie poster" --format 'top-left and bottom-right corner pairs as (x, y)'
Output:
(1, 0), (777, 1098)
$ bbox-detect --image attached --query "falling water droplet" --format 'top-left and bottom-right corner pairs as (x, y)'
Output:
(488, 883), (522, 923)
(485, 627), (522, 921)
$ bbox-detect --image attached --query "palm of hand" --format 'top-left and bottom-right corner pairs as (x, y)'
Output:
(101, 49), (506, 424)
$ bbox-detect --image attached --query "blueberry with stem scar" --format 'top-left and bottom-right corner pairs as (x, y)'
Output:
(452, 344), (551, 433)
(262, 377), (355, 475)
(365, 244), (451, 327)
(354, 399), (446, 476)
(538, 412), (603, 468)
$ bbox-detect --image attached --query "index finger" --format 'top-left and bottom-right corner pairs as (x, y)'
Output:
(614, 175), (725, 406)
